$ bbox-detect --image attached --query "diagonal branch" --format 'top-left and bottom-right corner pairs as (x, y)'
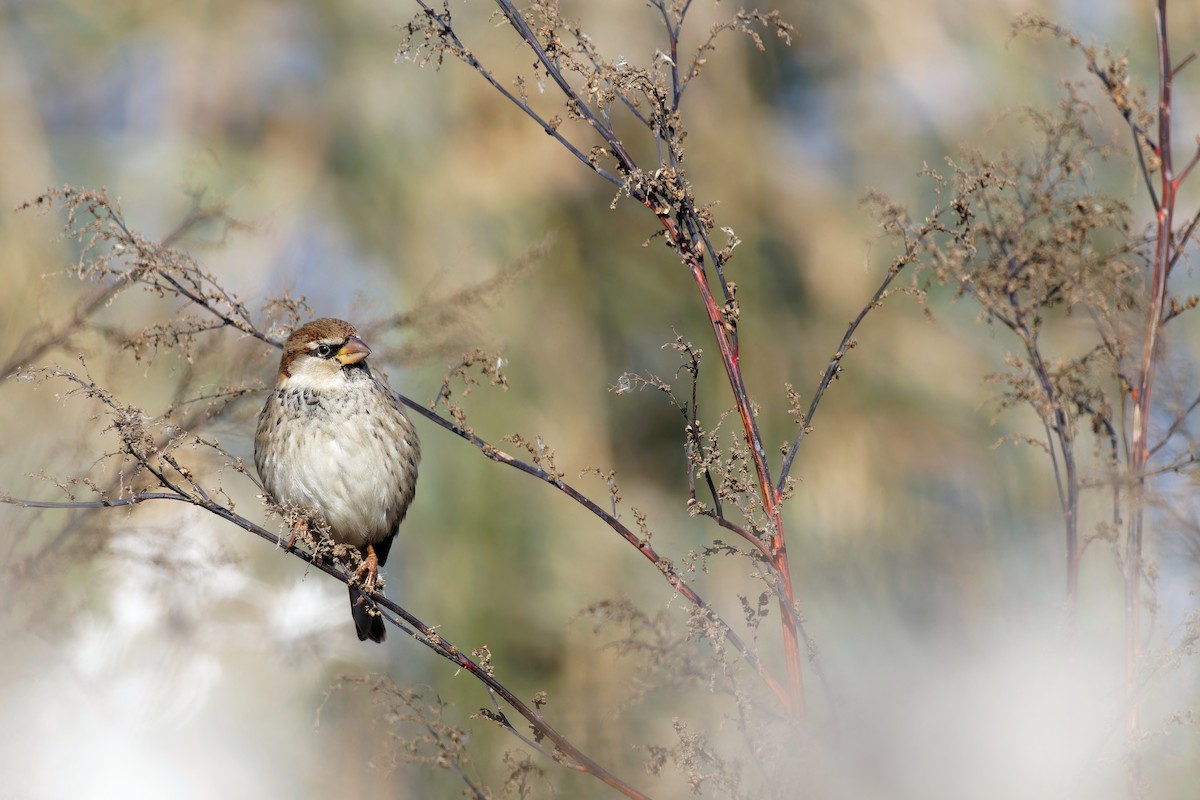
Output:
(1, 483), (655, 800)
(394, 390), (792, 708)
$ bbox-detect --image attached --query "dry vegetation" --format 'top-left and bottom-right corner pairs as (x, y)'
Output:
(3, 1), (1199, 798)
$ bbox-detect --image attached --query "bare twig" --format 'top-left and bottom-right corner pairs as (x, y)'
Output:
(1, 421), (653, 800)
(400, 0), (806, 714)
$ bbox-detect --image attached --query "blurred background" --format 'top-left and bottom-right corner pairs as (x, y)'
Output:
(1, 0), (1198, 797)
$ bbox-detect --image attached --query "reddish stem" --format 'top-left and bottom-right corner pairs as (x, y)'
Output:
(1126, 0), (1177, 749)
(652, 209), (806, 716)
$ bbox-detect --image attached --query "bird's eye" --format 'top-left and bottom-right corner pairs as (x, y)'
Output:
(314, 343), (336, 358)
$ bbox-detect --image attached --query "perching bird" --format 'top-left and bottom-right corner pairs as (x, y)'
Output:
(255, 318), (420, 642)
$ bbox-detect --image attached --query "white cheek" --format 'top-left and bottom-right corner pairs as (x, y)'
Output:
(285, 361), (347, 393)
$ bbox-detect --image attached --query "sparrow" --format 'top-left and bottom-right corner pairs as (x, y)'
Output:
(255, 318), (420, 643)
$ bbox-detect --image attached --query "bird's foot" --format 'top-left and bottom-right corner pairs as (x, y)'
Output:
(285, 517), (309, 552)
(352, 544), (381, 600)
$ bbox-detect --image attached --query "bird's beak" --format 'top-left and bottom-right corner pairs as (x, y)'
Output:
(335, 336), (371, 366)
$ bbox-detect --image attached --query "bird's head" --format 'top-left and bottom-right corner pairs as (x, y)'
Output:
(276, 318), (372, 391)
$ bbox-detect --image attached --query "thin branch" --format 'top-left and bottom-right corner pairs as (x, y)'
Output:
(1149, 391), (1200, 457)
(1, 281), (126, 378)
(395, 390), (792, 709)
(778, 259), (908, 492)
(406, 2), (623, 188)
(1, 492), (181, 509)
(1, 486), (654, 800)
(409, 0), (808, 713)
(1165, 205), (1200, 281)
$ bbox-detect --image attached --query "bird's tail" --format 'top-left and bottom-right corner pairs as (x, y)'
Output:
(349, 585), (387, 643)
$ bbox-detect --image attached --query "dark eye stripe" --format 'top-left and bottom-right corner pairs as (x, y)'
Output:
(311, 341), (345, 359)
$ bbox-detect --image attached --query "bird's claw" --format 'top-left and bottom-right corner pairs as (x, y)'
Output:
(353, 543), (381, 599)
(285, 517), (309, 552)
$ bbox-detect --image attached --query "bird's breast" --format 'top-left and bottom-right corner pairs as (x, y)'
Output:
(255, 382), (420, 549)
